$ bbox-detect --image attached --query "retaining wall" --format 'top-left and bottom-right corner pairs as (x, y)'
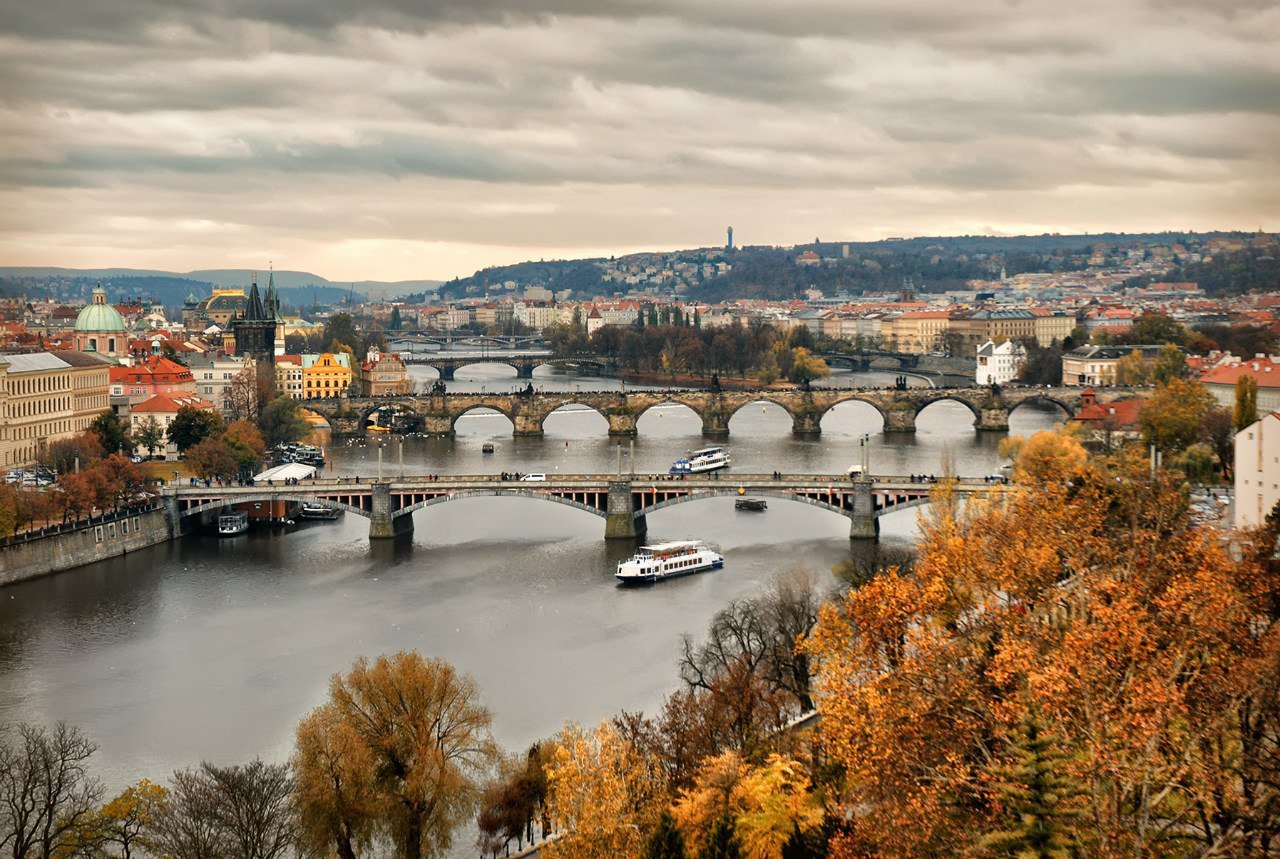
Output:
(0, 509), (172, 587)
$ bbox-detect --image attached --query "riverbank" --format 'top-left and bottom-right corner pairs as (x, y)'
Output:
(0, 506), (170, 587)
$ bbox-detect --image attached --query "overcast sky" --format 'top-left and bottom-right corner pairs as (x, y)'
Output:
(0, 0), (1277, 282)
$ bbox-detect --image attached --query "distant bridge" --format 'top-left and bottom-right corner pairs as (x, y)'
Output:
(399, 352), (615, 380)
(161, 473), (1009, 542)
(306, 386), (1150, 437)
(393, 333), (550, 350)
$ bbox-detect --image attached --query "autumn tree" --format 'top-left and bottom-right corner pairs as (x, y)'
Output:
(1113, 349), (1151, 386)
(222, 420), (267, 474)
(0, 722), (103, 858)
(1139, 377), (1216, 452)
(45, 432), (103, 475)
(1007, 427), (1087, 486)
(293, 651), (499, 859)
(644, 810), (686, 859)
(804, 451), (1280, 856)
(542, 721), (667, 859)
(1151, 342), (1187, 383)
(785, 348), (830, 386)
(145, 761), (299, 859)
(1235, 375), (1260, 430)
(0, 483), (19, 536)
(224, 367), (261, 423)
(74, 779), (169, 859)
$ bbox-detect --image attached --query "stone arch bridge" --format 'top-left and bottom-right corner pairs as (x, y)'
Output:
(401, 353), (615, 380)
(162, 474), (1003, 542)
(308, 386), (1148, 438)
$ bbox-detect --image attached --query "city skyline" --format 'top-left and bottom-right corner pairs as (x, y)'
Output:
(1, 0), (1277, 282)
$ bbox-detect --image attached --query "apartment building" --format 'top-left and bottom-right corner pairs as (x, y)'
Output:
(0, 350), (112, 469)
(302, 353), (352, 398)
(1062, 345), (1166, 386)
(976, 340), (1027, 385)
(359, 350), (411, 396)
(1235, 412), (1280, 528)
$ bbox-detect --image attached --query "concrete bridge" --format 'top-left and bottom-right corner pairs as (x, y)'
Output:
(306, 386), (1148, 438)
(400, 352), (615, 380)
(160, 473), (1007, 542)
(393, 332), (550, 350)
(820, 351), (920, 370)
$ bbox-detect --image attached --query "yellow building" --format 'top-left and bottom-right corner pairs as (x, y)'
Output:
(881, 311), (951, 354)
(0, 351), (112, 469)
(359, 351), (410, 396)
(302, 352), (352, 399)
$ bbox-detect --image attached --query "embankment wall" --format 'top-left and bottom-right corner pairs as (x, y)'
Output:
(0, 509), (172, 587)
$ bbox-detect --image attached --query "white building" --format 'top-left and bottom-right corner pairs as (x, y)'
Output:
(1235, 412), (1280, 528)
(187, 352), (256, 416)
(976, 339), (1027, 385)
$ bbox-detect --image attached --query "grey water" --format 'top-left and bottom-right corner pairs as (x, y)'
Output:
(0, 362), (1064, 798)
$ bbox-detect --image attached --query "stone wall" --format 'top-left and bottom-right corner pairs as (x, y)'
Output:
(0, 509), (173, 588)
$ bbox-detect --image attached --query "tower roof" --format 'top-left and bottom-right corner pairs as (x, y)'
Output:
(74, 283), (126, 333)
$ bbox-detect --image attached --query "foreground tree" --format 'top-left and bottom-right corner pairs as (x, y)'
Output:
(1139, 377), (1216, 453)
(167, 406), (225, 453)
(805, 452), (1280, 856)
(543, 721), (667, 859)
(1236, 375), (1260, 431)
(89, 411), (133, 456)
(293, 652), (499, 859)
(0, 722), (103, 858)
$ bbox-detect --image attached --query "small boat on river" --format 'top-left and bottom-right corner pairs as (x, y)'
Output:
(299, 503), (342, 520)
(217, 509), (249, 536)
(616, 541), (724, 584)
(734, 498), (767, 511)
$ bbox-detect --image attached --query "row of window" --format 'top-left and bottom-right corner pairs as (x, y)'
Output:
(5, 397), (71, 418)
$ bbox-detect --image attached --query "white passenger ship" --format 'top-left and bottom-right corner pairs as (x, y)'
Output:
(616, 541), (725, 584)
(669, 446), (732, 474)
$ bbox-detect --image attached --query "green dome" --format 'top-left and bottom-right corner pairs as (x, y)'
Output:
(74, 284), (126, 333)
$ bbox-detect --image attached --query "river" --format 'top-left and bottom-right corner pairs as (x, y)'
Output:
(0, 362), (1064, 801)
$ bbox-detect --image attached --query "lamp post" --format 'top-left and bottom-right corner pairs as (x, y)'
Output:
(859, 433), (870, 477)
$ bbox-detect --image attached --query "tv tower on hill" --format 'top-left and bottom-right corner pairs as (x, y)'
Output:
(726, 226), (734, 251)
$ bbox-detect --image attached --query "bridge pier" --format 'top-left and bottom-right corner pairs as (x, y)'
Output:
(437, 366), (456, 381)
(605, 481), (646, 540)
(422, 415), (454, 438)
(849, 479), (879, 540)
(883, 406), (917, 433)
(517, 364), (535, 379)
(513, 415), (544, 437)
(607, 413), (638, 437)
(162, 496), (195, 539)
(791, 411), (822, 437)
(701, 411), (730, 438)
(976, 407), (1010, 432)
(369, 483), (415, 539)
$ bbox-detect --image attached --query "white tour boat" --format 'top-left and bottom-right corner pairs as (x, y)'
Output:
(670, 446), (731, 474)
(616, 541), (724, 584)
(217, 509), (249, 536)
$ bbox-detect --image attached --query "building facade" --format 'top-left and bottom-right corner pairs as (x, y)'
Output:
(72, 284), (128, 358)
(187, 352), (258, 417)
(0, 351), (112, 469)
(302, 353), (352, 399)
(976, 339), (1027, 385)
(231, 279), (277, 373)
(359, 351), (410, 396)
(1062, 345), (1166, 386)
(1235, 412), (1280, 528)
(129, 392), (217, 460)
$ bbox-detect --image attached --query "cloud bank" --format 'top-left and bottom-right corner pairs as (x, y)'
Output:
(0, 0), (1276, 279)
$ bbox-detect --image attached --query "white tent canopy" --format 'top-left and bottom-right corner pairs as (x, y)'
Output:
(253, 462), (316, 482)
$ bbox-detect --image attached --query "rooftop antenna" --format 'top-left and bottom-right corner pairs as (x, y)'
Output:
(348, 282), (355, 307)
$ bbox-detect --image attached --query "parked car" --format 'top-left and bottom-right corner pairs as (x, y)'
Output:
(4, 470), (24, 484)
(520, 473), (547, 482)
(21, 476), (51, 487)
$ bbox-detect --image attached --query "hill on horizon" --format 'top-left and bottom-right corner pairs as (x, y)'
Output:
(0, 267), (441, 299)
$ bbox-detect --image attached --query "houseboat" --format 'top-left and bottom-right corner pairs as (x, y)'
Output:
(217, 509), (249, 536)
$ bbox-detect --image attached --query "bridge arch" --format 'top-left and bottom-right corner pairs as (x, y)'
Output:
(542, 402), (610, 435)
(451, 404), (516, 434)
(818, 398), (887, 434)
(391, 490), (607, 520)
(913, 395), (982, 422)
(726, 398), (796, 431)
(1008, 395), (1076, 419)
(821, 392), (889, 424)
(447, 360), (522, 379)
(635, 399), (707, 426)
(177, 494), (371, 520)
(633, 488), (852, 519)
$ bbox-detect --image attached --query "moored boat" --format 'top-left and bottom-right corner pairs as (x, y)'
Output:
(217, 509), (249, 536)
(299, 503), (342, 520)
(735, 498), (767, 511)
(686, 446), (732, 473)
(616, 541), (724, 584)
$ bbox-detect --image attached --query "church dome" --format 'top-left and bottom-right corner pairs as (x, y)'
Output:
(74, 284), (126, 333)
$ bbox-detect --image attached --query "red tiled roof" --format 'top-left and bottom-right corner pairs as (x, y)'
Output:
(110, 355), (194, 385)
(132, 392), (214, 413)
(1073, 398), (1145, 428)
(1201, 359), (1280, 389)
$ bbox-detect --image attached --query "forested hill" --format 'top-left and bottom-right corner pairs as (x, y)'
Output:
(428, 258), (607, 302)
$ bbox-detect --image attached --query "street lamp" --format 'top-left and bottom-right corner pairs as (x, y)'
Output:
(859, 433), (870, 477)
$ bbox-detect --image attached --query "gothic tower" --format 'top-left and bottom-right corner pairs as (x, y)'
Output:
(232, 276), (277, 370)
